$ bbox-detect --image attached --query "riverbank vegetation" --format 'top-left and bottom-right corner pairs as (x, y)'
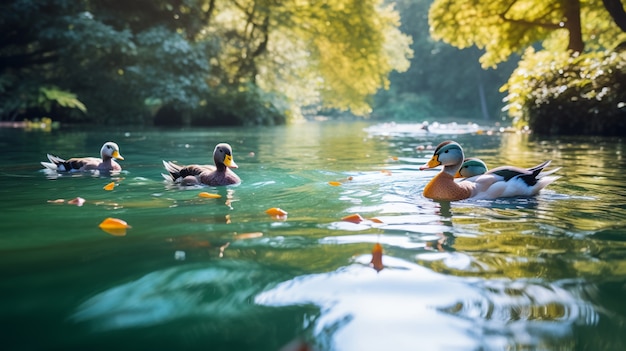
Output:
(1, 0), (625, 135)
(0, 0), (412, 125)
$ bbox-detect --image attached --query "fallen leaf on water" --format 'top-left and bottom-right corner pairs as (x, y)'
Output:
(341, 213), (365, 224)
(47, 199), (65, 204)
(265, 207), (288, 217)
(347, 176), (353, 181)
(98, 217), (131, 236)
(199, 192), (221, 199)
(225, 214), (231, 224)
(328, 181), (342, 186)
(67, 197), (85, 206)
(235, 232), (263, 240)
(371, 243), (384, 272)
(369, 217), (384, 224)
(380, 169), (392, 176)
(103, 182), (115, 191)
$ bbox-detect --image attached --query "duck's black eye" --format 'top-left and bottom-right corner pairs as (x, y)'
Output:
(107, 145), (112, 149)
(444, 150), (449, 153)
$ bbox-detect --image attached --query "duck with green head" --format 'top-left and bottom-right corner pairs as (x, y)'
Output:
(420, 140), (559, 201)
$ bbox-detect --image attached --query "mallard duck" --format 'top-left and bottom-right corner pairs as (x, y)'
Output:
(162, 143), (241, 186)
(420, 140), (559, 201)
(41, 142), (124, 172)
(454, 158), (488, 179)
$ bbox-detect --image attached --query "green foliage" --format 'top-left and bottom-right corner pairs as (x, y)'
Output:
(502, 49), (626, 135)
(373, 0), (518, 121)
(0, 0), (412, 125)
(429, 0), (626, 68)
(39, 87), (87, 113)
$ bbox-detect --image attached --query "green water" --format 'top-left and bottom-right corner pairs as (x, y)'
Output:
(1, 122), (625, 351)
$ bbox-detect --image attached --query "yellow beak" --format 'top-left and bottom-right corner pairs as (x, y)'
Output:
(223, 154), (238, 168)
(112, 150), (124, 160)
(419, 155), (440, 170)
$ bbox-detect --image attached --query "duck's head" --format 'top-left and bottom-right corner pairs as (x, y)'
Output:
(214, 143), (238, 169)
(455, 158), (488, 178)
(419, 140), (464, 174)
(101, 142), (124, 160)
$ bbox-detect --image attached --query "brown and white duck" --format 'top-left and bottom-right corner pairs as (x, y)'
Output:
(162, 143), (241, 186)
(41, 141), (124, 173)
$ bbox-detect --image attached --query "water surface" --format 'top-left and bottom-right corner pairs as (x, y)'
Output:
(1, 122), (625, 350)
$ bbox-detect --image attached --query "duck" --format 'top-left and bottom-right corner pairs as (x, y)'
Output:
(162, 143), (241, 186)
(41, 141), (124, 172)
(454, 158), (488, 179)
(420, 140), (559, 201)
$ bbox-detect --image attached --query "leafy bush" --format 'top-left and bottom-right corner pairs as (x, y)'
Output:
(503, 48), (626, 136)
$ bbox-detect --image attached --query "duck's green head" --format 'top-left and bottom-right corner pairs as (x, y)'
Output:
(420, 140), (463, 170)
(455, 158), (488, 178)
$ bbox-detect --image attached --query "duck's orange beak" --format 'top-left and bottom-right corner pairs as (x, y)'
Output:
(223, 154), (238, 169)
(112, 150), (124, 160)
(419, 155), (440, 170)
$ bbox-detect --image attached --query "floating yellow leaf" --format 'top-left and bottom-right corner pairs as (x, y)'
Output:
(370, 243), (384, 272)
(103, 182), (115, 191)
(265, 207), (288, 217)
(98, 217), (131, 236)
(328, 181), (341, 186)
(199, 192), (221, 199)
(341, 213), (365, 224)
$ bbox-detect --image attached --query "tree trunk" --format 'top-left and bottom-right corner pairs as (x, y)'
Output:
(602, 0), (626, 32)
(564, 0), (584, 52)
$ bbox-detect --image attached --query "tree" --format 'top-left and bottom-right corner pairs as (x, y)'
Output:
(428, 0), (626, 68)
(0, 0), (412, 125)
(373, 0), (518, 121)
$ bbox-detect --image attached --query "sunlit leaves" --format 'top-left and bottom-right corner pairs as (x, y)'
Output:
(429, 0), (626, 68)
(206, 0), (412, 117)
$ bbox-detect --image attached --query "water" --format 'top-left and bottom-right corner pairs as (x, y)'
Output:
(1, 122), (625, 351)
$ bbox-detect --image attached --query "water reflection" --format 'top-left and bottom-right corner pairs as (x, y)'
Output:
(256, 257), (599, 351)
(72, 260), (280, 332)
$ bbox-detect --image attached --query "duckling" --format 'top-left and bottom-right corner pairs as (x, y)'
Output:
(420, 140), (559, 201)
(41, 142), (124, 172)
(162, 143), (241, 186)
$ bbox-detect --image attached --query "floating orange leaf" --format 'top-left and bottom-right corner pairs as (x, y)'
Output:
(347, 176), (353, 181)
(369, 217), (384, 224)
(265, 207), (288, 217)
(98, 217), (131, 236)
(103, 182), (115, 191)
(371, 243), (384, 272)
(199, 192), (221, 199)
(341, 213), (365, 224)
(380, 169), (392, 176)
(328, 181), (341, 186)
